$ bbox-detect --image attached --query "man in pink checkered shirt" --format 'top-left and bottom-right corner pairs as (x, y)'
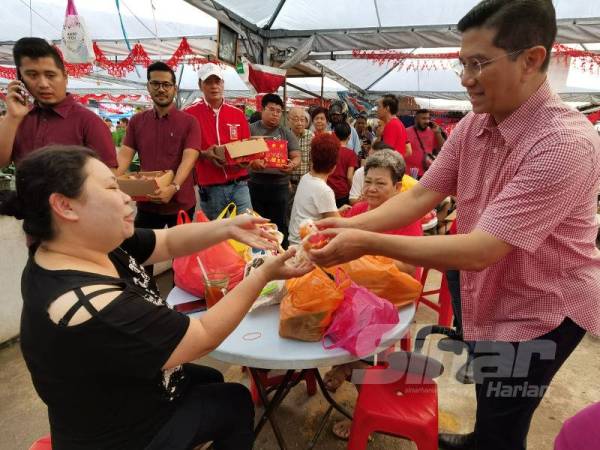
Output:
(310, 1), (600, 449)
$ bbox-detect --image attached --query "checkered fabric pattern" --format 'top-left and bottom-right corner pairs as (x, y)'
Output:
(291, 129), (313, 183)
(420, 80), (600, 342)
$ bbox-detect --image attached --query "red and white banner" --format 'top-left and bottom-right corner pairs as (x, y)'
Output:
(247, 63), (286, 94)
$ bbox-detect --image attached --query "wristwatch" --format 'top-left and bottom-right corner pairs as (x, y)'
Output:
(170, 182), (180, 192)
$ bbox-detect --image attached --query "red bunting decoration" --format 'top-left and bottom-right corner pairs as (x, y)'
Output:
(0, 38), (212, 80)
(72, 93), (148, 104)
(0, 66), (17, 79)
(353, 44), (600, 74)
(93, 41), (151, 77)
(165, 37), (209, 69)
(54, 45), (93, 77)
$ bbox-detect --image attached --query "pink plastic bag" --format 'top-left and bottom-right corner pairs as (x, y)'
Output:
(323, 275), (399, 357)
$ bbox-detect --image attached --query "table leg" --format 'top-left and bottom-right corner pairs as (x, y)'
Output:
(307, 368), (354, 448)
(250, 368), (300, 450)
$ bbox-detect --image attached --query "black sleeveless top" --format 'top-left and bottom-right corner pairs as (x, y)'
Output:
(20, 229), (190, 449)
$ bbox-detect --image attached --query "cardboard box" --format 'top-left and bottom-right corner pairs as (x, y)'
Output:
(117, 170), (174, 202)
(264, 139), (289, 169)
(224, 138), (268, 165)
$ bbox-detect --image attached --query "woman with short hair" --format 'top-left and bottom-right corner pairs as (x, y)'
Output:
(0, 145), (311, 450)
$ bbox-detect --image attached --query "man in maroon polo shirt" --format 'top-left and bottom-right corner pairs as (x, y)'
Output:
(184, 63), (252, 220)
(0, 37), (116, 168)
(117, 62), (201, 251)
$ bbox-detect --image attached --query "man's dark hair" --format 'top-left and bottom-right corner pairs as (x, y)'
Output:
(457, 0), (556, 71)
(261, 93), (284, 109)
(381, 94), (399, 115)
(13, 37), (65, 72)
(333, 122), (351, 142)
(147, 61), (176, 84)
(119, 117), (129, 125)
(416, 109), (430, 116)
(0, 146), (98, 242)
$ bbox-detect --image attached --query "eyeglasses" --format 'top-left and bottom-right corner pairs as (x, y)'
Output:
(450, 49), (525, 79)
(148, 80), (175, 90)
(265, 106), (283, 114)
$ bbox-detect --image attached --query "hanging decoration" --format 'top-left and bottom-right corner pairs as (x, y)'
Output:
(54, 45), (93, 77)
(247, 63), (286, 93)
(353, 44), (600, 74)
(352, 49), (458, 71)
(0, 66), (17, 79)
(72, 93), (149, 104)
(60, 0), (95, 64)
(93, 42), (151, 77)
(552, 43), (600, 74)
(165, 37), (209, 69)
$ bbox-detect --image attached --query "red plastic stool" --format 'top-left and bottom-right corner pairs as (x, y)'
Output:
(348, 352), (443, 450)
(249, 369), (317, 406)
(29, 435), (51, 450)
(416, 268), (453, 327)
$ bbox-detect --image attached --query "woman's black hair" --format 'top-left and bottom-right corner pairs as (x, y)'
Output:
(0, 145), (98, 242)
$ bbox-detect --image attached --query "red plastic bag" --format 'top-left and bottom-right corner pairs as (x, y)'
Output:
(172, 210), (246, 297)
(323, 277), (399, 357)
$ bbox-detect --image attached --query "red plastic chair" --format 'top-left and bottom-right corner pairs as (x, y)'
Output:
(249, 369), (317, 406)
(29, 435), (51, 450)
(348, 352), (443, 450)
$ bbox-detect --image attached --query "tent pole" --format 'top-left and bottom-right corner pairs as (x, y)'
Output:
(176, 65), (185, 108)
(320, 67), (324, 106)
(283, 82), (288, 125)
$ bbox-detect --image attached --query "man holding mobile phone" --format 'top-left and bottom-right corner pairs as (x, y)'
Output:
(0, 37), (116, 169)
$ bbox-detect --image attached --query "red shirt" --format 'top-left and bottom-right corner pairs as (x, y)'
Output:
(184, 99), (250, 186)
(123, 107), (201, 215)
(12, 94), (117, 167)
(405, 126), (437, 177)
(327, 146), (358, 199)
(421, 80), (600, 342)
(344, 201), (423, 237)
(382, 117), (408, 156)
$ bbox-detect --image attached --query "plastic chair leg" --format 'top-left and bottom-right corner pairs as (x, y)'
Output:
(347, 420), (372, 450)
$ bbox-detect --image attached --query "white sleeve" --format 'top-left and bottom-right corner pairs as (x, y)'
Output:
(349, 168), (364, 200)
(314, 184), (338, 214)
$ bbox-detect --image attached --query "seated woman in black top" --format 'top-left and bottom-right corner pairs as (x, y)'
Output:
(0, 145), (312, 450)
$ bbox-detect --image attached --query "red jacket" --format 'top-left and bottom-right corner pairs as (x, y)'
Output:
(184, 99), (250, 186)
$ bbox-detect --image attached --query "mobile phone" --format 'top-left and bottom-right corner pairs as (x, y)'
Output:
(428, 121), (435, 128)
(15, 72), (31, 106)
(174, 299), (207, 314)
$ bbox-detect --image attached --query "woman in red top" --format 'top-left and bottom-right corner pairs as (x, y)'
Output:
(325, 149), (423, 440)
(343, 149), (422, 276)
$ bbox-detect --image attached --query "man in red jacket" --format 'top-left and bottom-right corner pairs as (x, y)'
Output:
(185, 63), (252, 220)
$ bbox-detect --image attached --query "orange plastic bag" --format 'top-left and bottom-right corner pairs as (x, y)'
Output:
(279, 269), (351, 342)
(335, 255), (422, 308)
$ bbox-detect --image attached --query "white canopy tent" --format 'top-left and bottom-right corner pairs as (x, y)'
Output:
(184, 0), (600, 103)
(0, 0), (349, 104)
(0, 0), (599, 108)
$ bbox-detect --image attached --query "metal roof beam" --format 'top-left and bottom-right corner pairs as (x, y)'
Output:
(264, 0), (287, 30)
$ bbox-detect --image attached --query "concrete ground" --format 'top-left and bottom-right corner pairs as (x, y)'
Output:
(1, 270), (599, 450)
